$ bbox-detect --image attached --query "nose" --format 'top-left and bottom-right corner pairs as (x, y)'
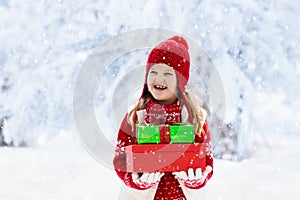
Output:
(155, 73), (165, 84)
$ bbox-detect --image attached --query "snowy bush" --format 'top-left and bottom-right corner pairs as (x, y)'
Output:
(0, 0), (298, 159)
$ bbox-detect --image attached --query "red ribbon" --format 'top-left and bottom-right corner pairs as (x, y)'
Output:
(159, 125), (171, 144)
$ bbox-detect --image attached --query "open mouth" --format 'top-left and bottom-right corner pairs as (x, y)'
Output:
(154, 84), (167, 90)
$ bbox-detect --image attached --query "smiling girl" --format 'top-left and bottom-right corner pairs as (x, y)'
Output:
(113, 36), (213, 200)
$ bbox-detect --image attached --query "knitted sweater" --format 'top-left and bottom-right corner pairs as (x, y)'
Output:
(113, 101), (213, 200)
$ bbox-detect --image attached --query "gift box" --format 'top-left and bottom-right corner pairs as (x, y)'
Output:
(137, 125), (160, 144)
(125, 143), (206, 172)
(170, 125), (194, 143)
(137, 124), (194, 144)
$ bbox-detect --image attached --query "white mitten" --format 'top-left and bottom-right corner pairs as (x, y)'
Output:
(173, 166), (212, 188)
(132, 172), (165, 189)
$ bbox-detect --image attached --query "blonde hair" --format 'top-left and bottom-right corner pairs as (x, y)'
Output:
(184, 91), (207, 136)
(127, 90), (207, 137)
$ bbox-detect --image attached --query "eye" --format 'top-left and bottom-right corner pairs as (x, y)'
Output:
(149, 70), (158, 75)
(164, 72), (174, 76)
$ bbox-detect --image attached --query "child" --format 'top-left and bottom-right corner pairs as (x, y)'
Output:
(113, 35), (213, 200)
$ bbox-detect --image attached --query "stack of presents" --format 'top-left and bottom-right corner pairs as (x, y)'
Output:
(125, 122), (206, 172)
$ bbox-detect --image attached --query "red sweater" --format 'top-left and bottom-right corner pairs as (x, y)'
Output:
(113, 106), (213, 200)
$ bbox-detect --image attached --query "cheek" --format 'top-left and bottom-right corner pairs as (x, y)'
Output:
(167, 77), (178, 91)
(146, 73), (154, 84)
(146, 77), (151, 87)
(147, 77), (153, 87)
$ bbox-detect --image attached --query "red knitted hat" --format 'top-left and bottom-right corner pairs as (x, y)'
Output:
(140, 35), (193, 123)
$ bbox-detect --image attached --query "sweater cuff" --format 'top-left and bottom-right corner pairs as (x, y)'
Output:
(124, 173), (150, 190)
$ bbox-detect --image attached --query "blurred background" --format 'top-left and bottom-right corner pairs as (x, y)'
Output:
(1, 0), (299, 155)
(0, 0), (299, 199)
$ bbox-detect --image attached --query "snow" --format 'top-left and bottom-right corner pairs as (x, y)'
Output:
(209, 134), (300, 200)
(1, 0), (299, 146)
(0, 133), (299, 200)
(0, 0), (300, 199)
(0, 145), (121, 200)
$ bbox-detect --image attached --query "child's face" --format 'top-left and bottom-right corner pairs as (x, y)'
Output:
(147, 64), (178, 105)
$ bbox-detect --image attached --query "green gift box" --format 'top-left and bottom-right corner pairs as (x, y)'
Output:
(137, 124), (194, 144)
(170, 125), (194, 143)
(137, 125), (160, 144)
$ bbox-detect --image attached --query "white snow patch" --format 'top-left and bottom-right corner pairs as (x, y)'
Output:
(0, 134), (298, 200)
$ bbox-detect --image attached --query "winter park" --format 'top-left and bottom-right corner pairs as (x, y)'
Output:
(0, 1), (299, 199)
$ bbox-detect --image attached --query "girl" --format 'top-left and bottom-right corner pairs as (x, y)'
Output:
(113, 35), (213, 200)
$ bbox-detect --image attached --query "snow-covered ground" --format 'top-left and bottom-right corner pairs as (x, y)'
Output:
(0, 133), (298, 200)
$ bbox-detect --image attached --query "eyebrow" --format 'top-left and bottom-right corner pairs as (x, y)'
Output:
(165, 69), (175, 73)
(149, 66), (174, 73)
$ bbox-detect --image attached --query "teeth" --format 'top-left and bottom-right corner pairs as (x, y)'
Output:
(155, 85), (167, 89)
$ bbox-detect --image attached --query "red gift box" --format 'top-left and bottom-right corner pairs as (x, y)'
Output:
(125, 143), (206, 172)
